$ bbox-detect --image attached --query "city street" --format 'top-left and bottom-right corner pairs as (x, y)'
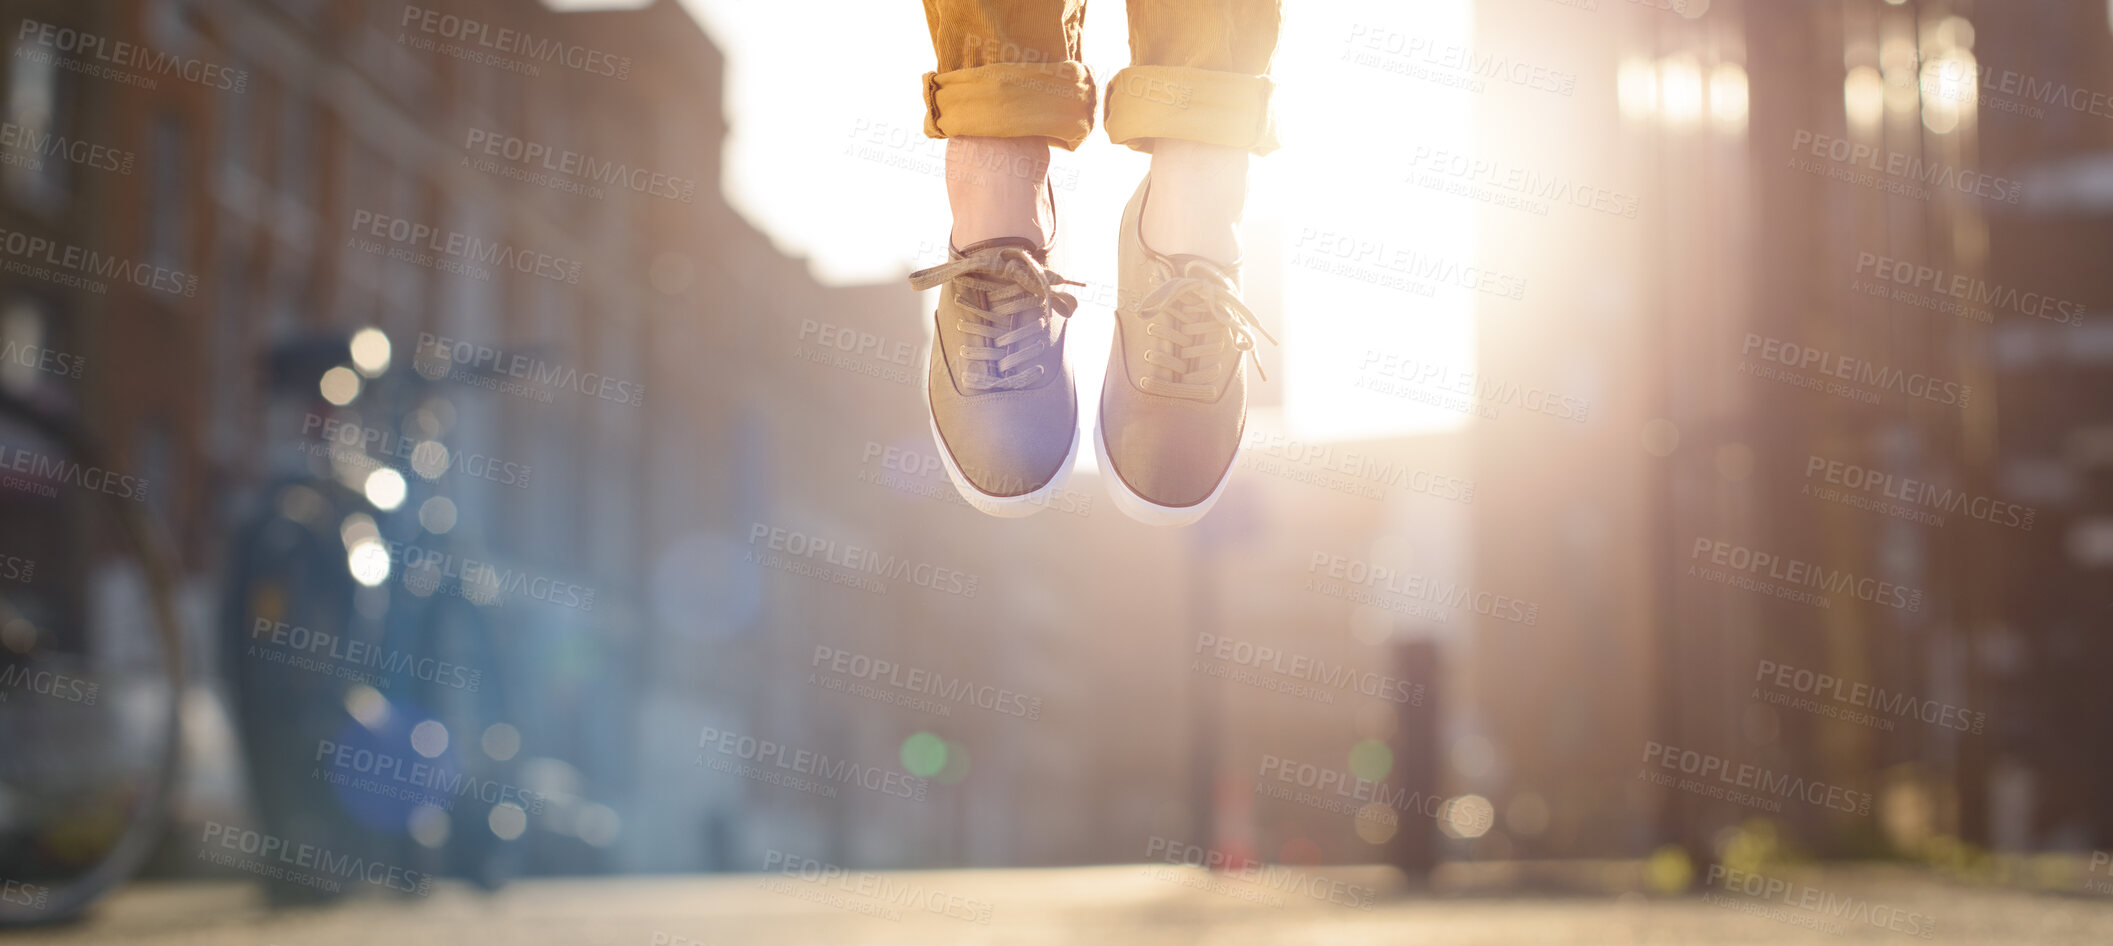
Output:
(9, 864), (2112, 945)
(5, 0), (2113, 941)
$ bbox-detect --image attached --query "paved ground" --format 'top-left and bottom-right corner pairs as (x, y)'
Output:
(7, 864), (2113, 945)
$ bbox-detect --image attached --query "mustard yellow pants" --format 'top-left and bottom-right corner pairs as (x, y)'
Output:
(919, 0), (1282, 155)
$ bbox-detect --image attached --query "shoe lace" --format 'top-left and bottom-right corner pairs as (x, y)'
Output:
(908, 245), (1081, 392)
(1125, 259), (1277, 400)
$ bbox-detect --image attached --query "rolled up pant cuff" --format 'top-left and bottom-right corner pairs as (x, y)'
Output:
(922, 62), (1098, 152)
(1103, 65), (1279, 156)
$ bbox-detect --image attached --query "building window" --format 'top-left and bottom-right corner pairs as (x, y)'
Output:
(3, 36), (66, 212)
(0, 296), (64, 397)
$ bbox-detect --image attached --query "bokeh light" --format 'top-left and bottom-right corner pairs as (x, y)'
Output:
(1348, 739), (1394, 783)
(899, 732), (948, 778)
(347, 537), (391, 587)
(350, 327), (393, 377)
(319, 365), (362, 405)
(410, 719), (450, 759)
(418, 495), (458, 534)
(489, 802), (528, 841)
(363, 467), (408, 511)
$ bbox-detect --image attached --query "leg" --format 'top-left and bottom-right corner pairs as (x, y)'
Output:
(1095, 0), (1283, 526)
(946, 136), (1055, 248)
(1111, 0), (1282, 262)
(910, 2), (1095, 518)
(1141, 138), (1247, 265)
(921, 1), (1094, 247)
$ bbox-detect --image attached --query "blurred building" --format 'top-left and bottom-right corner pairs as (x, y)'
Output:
(1470, 0), (2113, 868)
(1975, 1), (2113, 857)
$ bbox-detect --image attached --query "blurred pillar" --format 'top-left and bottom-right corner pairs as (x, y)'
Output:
(1187, 538), (1219, 855)
(1386, 638), (1440, 880)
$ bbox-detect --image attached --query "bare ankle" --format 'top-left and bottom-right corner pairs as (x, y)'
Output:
(946, 136), (1055, 249)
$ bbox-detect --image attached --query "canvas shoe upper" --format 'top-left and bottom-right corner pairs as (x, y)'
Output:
(1096, 178), (1275, 525)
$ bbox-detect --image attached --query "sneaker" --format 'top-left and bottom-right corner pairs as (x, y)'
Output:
(1096, 178), (1275, 526)
(907, 237), (1083, 518)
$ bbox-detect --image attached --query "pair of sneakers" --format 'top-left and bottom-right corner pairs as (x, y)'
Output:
(907, 177), (1274, 525)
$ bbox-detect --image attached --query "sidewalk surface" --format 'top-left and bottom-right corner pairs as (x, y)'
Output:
(7, 864), (2112, 944)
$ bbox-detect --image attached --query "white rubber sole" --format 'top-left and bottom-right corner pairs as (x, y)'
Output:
(1093, 415), (1237, 528)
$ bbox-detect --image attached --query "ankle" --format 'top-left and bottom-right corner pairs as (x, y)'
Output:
(946, 136), (1054, 249)
(1142, 139), (1248, 264)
